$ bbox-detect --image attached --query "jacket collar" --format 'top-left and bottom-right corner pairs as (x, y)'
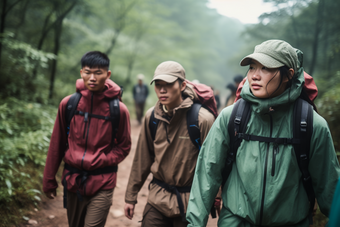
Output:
(240, 67), (305, 114)
(154, 86), (195, 124)
(75, 78), (121, 100)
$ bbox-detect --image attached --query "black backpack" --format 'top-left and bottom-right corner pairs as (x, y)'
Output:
(62, 91), (121, 208)
(65, 92), (120, 147)
(149, 103), (202, 151)
(223, 97), (315, 224)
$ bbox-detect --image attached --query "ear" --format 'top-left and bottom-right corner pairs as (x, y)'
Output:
(283, 68), (294, 83)
(180, 80), (187, 92)
(80, 69), (84, 78)
(288, 68), (294, 79)
(106, 70), (111, 80)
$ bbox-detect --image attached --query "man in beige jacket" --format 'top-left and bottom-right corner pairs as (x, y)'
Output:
(124, 61), (215, 226)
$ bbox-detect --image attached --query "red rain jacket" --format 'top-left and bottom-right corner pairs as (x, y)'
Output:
(43, 79), (131, 196)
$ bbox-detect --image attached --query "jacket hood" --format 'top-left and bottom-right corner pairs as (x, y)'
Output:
(76, 78), (121, 99)
(241, 49), (305, 114)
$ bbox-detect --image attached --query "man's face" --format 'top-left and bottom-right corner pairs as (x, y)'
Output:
(80, 66), (111, 92)
(154, 79), (186, 110)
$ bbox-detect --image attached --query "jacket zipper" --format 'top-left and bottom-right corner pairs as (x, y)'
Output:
(83, 113), (88, 139)
(81, 93), (93, 169)
(259, 113), (273, 225)
(271, 144), (279, 176)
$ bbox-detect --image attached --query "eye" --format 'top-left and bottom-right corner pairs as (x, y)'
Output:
(249, 66), (254, 70)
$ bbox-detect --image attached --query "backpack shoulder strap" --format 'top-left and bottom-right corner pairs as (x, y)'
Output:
(65, 92), (82, 133)
(149, 103), (202, 149)
(222, 98), (251, 187)
(149, 109), (159, 141)
(109, 98), (120, 147)
(187, 103), (202, 150)
(293, 98), (315, 223)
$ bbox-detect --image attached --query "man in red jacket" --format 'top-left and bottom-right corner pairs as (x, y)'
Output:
(43, 51), (131, 227)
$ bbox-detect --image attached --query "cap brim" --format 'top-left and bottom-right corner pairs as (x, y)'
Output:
(240, 53), (284, 68)
(150, 74), (178, 85)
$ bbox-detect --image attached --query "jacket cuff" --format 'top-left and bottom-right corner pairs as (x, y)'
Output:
(125, 199), (137, 205)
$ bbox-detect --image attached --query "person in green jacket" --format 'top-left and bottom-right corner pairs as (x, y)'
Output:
(186, 39), (340, 227)
(328, 177), (340, 227)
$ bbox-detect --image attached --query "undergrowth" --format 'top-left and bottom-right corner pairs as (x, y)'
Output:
(0, 97), (56, 226)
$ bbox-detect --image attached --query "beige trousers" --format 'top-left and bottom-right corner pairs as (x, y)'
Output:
(66, 189), (113, 227)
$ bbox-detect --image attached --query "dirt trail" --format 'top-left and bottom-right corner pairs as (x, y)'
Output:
(22, 120), (218, 227)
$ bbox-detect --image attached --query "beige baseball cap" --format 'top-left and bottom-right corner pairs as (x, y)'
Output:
(137, 73), (144, 80)
(150, 61), (186, 85)
(240, 39), (298, 72)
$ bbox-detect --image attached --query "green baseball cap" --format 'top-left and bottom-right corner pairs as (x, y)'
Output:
(240, 40), (299, 72)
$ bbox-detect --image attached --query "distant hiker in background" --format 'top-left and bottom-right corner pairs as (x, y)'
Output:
(233, 74), (244, 89)
(124, 61), (216, 227)
(133, 73), (149, 124)
(43, 51), (131, 227)
(328, 177), (340, 227)
(186, 40), (340, 227)
(225, 83), (237, 107)
(211, 85), (221, 111)
(225, 75), (244, 107)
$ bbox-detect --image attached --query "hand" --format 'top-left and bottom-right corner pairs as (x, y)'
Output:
(312, 199), (318, 216)
(214, 198), (221, 216)
(124, 203), (135, 220)
(45, 189), (57, 199)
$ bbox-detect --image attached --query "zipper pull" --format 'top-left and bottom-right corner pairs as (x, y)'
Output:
(271, 144), (279, 176)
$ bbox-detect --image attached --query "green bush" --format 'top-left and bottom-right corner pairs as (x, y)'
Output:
(0, 32), (55, 104)
(316, 83), (340, 153)
(0, 97), (56, 225)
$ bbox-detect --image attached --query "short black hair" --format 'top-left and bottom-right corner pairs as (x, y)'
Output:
(81, 51), (110, 70)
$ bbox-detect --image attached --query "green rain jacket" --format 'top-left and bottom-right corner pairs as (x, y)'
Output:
(186, 66), (340, 226)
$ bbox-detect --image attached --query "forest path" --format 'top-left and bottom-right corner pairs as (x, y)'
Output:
(21, 119), (218, 227)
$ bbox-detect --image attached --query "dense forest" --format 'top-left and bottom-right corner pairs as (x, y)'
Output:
(0, 0), (339, 226)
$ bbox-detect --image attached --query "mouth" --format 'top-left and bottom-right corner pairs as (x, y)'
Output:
(251, 84), (262, 90)
(88, 84), (97, 88)
(159, 96), (167, 101)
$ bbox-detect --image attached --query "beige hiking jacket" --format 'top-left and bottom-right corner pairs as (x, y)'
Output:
(125, 86), (215, 217)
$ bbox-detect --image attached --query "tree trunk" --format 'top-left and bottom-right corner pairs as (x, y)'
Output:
(48, 20), (62, 100)
(34, 0), (78, 79)
(309, 0), (325, 75)
(125, 57), (135, 84)
(32, 10), (54, 78)
(14, 0), (29, 32)
(104, 0), (136, 56)
(0, 0), (7, 66)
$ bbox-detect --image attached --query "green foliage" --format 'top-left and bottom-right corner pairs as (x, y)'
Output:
(316, 79), (340, 152)
(0, 97), (56, 221)
(0, 32), (55, 103)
